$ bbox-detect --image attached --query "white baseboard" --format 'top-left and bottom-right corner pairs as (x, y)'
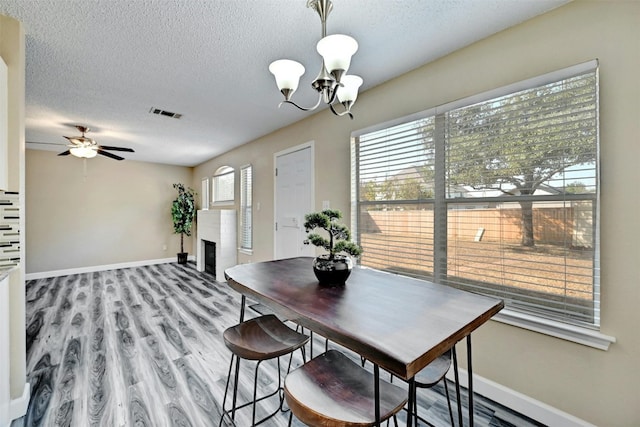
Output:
(9, 382), (29, 421)
(446, 368), (595, 427)
(25, 256), (196, 280)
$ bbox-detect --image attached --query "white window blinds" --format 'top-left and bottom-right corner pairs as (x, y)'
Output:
(356, 118), (436, 276)
(201, 177), (209, 209)
(353, 61), (599, 328)
(240, 165), (253, 250)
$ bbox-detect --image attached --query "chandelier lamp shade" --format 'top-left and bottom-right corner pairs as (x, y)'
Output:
(268, 0), (363, 119)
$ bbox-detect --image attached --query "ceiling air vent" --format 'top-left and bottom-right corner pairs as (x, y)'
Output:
(149, 107), (182, 119)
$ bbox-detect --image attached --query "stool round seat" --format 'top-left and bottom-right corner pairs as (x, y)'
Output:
(223, 314), (309, 360)
(285, 350), (407, 427)
(220, 314), (309, 426)
(414, 349), (451, 387)
(410, 349), (455, 426)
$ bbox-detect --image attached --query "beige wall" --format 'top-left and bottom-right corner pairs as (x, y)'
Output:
(194, 2), (640, 425)
(26, 150), (193, 273)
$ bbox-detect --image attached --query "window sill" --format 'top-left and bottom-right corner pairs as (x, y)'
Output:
(493, 309), (616, 351)
(211, 201), (234, 207)
(239, 248), (253, 256)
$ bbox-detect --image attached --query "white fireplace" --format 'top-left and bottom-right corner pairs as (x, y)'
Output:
(196, 209), (236, 280)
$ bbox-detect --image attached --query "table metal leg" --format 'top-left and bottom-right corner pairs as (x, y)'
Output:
(310, 331), (314, 358)
(452, 346), (463, 427)
(374, 364), (381, 426)
(467, 335), (474, 427)
(406, 378), (415, 427)
(239, 295), (246, 323)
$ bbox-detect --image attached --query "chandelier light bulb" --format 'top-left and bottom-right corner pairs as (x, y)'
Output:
(337, 75), (363, 103)
(316, 34), (358, 77)
(269, 59), (306, 93)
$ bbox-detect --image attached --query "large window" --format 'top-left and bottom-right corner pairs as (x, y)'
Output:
(352, 61), (600, 329)
(240, 165), (253, 251)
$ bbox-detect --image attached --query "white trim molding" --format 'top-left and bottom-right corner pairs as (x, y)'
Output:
(446, 367), (597, 427)
(25, 256), (195, 280)
(9, 382), (29, 423)
(493, 309), (616, 351)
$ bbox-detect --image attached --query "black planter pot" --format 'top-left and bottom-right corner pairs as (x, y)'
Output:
(177, 252), (188, 264)
(312, 254), (353, 286)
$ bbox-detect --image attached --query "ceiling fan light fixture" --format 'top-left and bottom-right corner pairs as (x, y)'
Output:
(60, 125), (134, 161)
(70, 146), (97, 158)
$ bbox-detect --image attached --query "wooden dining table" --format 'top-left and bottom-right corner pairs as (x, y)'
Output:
(224, 257), (504, 426)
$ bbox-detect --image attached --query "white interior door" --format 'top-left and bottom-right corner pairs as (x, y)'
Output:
(274, 143), (315, 259)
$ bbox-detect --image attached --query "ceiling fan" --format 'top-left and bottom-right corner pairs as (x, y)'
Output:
(56, 125), (135, 161)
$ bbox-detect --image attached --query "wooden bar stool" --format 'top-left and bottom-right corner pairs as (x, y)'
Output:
(220, 314), (309, 426)
(408, 349), (455, 426)
(285, 350), (408, 427)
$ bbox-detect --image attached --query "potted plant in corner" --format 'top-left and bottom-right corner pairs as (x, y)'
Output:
(304, 209), (363, 286)
(171, 183), (196, 264)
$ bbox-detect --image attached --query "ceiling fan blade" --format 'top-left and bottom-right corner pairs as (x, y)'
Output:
(58, 150), (71, 156)
(97, 149), (125, 161)
(99, 145), (135, 152)
(63, 136), (80, 145)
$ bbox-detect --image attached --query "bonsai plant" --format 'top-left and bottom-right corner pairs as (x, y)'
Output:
(171, 183), (196, 264)
(304, 209), (362, 285)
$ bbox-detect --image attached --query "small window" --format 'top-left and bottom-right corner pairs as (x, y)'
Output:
(240, 165), (253, 251)
(201, 177), (209, 209)
(213, 166), (234, 204)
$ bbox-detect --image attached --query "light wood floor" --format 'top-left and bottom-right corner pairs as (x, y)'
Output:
(16, 262), (544, 427)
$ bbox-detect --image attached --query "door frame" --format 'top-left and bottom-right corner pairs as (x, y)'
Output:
(273, 141), (315, 257)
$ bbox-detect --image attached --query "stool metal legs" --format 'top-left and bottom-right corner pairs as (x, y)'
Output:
(409, 378), (455, 427)
(220, 346), (305, 426)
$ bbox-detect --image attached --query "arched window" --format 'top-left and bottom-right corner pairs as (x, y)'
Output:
(212, 166), (234, 204)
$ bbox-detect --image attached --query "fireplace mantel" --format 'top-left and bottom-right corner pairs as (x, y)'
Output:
(196, 209), (236, 280)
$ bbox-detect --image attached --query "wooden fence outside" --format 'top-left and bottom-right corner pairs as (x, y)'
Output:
(362, 204), (593, 247)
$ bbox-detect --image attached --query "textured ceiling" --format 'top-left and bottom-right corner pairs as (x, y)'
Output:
(1, 0), (569, 166)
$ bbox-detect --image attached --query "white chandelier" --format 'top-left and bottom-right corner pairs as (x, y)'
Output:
(269, 0), (363, 119)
